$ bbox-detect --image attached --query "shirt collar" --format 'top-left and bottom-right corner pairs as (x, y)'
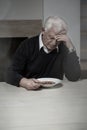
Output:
(39, 33), (59, 53)
(39, 33), (44, 50)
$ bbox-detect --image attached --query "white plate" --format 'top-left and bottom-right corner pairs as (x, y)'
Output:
(37, 78), (62, 87)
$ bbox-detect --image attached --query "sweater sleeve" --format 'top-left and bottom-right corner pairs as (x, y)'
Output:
(61, 44), (81, 81)
(5, 39), (29, 86)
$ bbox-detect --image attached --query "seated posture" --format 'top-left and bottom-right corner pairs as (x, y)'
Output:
(6, 16), (81, 90)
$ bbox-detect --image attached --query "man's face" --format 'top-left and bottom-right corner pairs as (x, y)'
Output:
(42, 27), (67, 51)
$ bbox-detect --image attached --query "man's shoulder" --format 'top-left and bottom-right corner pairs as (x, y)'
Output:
(20, 35), (39, 47)
(15, 35), (39, 56)
(27, 35), (39, 42)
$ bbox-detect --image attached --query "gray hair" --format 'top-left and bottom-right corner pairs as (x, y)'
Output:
(44, 16), (68, 33)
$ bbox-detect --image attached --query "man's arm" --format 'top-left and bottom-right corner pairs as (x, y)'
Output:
(57, 34), (81, 81)
(5, 39), (41, 90)
(63, 49), (81, 81)
(5, 40), (28, 86)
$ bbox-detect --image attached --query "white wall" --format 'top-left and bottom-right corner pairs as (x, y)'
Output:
(43, 0), (80, 57)
(0, 0), (43, 19)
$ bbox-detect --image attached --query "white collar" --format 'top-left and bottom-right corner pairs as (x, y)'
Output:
(39, 33), (44, 50)
(39, 33), (59, 53)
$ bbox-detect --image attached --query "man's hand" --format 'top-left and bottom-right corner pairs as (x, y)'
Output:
(19, 78), (41, 90)
(56, 33), (74, 49)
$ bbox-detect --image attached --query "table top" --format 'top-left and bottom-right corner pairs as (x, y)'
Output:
(0, 79), (87, 130)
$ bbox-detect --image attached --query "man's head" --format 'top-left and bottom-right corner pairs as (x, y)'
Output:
(44, 16), (68, 33)
(42, 16), (68, 51)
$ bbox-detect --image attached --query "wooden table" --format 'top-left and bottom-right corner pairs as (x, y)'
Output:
(0, 79), (87, 130)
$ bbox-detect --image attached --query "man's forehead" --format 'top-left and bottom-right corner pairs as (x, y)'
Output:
(47, 27), (58, 35)
(47, 29), (60, 37)
(46, 26), (67, 37)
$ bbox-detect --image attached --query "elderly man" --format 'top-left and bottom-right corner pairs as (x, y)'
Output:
(6, 16), (81, 90)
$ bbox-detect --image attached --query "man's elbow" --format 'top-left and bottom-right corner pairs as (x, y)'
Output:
(65, 71), (81, 82)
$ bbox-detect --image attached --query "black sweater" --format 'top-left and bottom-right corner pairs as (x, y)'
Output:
(6, 35), (81, 86)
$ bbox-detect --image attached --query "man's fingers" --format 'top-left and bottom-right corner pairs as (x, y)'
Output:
(32, 78), (40, 83)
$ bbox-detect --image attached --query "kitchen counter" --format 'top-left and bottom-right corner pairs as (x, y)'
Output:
(0, 79), (87, 130)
